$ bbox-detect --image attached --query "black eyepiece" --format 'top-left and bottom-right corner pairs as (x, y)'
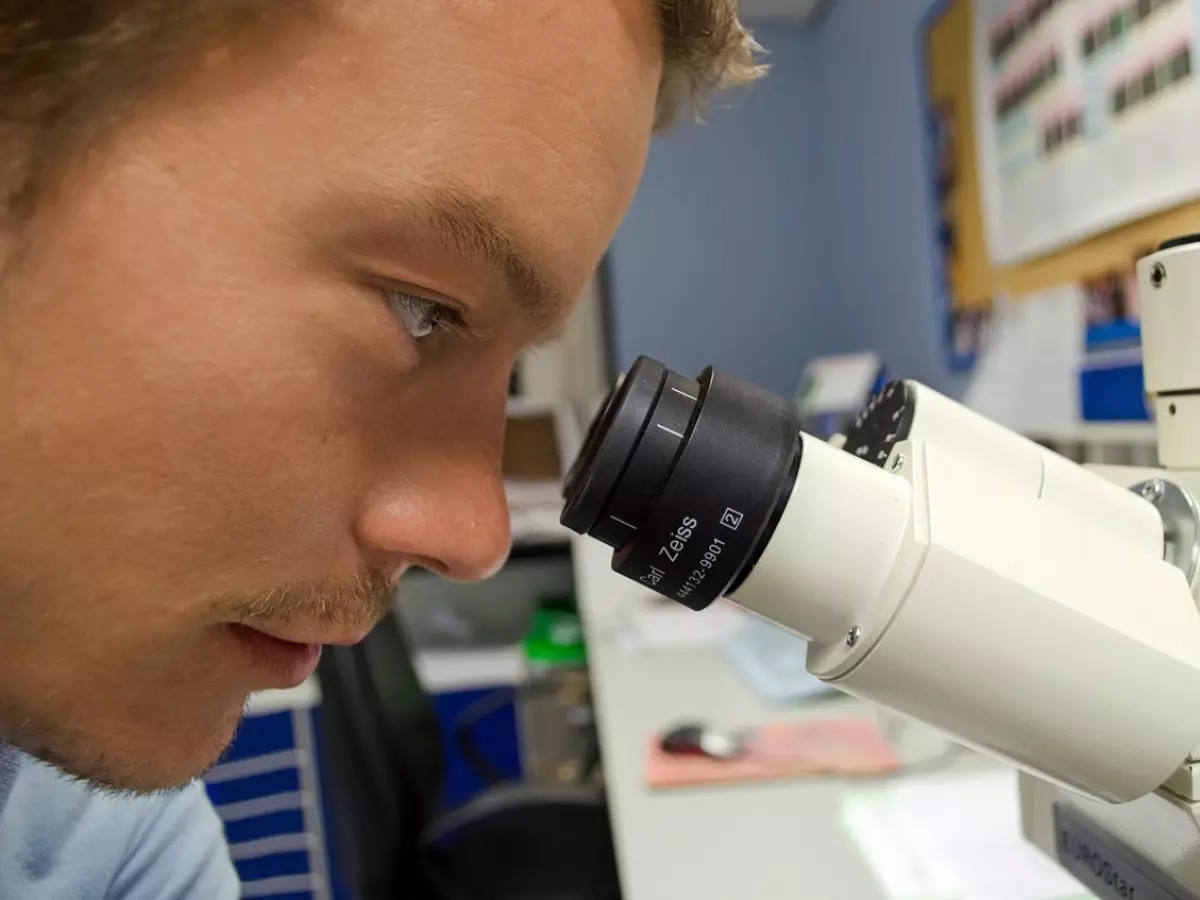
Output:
(561, 356), (802, 610)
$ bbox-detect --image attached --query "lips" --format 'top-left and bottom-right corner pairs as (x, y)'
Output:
(226, 624), (324, 689)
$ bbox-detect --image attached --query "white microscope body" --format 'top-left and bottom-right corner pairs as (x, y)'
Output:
(562, 235), (1200, 898)
(722, 236), (1200, 898)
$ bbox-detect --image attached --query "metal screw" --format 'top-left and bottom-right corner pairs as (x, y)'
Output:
(1152, 262), (1167, 288)
(1141, 479), (1165, 503)
(889, 453), (907, 473)
(847, 626), (862, 648)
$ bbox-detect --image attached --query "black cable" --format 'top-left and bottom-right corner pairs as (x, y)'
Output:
(453, 688), (518, 788)
(454, 677), (601, 788)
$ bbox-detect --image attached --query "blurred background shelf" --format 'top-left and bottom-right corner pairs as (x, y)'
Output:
(413, 645), (527, 695)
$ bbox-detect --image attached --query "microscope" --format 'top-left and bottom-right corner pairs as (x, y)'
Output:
(560, 234), (1200, 899)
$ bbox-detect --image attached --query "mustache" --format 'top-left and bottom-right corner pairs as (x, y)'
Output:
(214, 568), (393, 633)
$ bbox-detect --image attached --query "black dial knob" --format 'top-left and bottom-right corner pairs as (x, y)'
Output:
(840, 380), (915, 467)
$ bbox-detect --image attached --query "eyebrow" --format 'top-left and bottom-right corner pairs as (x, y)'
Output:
(348, 184), (569, 325)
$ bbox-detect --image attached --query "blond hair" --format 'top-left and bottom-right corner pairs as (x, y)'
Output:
(0, 1), (764, 216)
(656, 0), (768, 128)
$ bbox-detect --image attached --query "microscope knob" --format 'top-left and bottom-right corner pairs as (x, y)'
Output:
(841, 380), (916, 467)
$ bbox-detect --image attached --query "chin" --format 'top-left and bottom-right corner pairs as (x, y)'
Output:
(38, 701), (246, 795)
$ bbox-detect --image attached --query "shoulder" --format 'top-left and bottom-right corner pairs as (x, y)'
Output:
(0, 750), (238, 900)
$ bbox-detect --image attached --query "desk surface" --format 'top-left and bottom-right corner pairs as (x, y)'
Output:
(571, 534), (990, 900)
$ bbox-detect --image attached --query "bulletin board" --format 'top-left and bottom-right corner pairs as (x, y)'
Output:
(919, 0), (1200, 369)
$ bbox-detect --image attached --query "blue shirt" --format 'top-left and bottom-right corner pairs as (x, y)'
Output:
(0, 745), (238, 899)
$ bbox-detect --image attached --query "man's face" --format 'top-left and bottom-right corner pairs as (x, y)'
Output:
(0, 0), (661, 790)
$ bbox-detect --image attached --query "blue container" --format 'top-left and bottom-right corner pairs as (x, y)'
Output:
(1079, 363), (1149, 421)
(1079, 320), (1149, 422)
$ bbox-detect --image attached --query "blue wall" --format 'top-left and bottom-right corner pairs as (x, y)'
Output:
(607, 6), (969, 398)
(607, 24), (830, 399)
(813, 0), (967, 396)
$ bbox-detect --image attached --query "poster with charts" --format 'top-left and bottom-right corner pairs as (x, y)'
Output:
(973, 0), (1200, 266)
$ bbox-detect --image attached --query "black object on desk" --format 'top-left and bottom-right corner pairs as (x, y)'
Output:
(659, 722), (747, 760)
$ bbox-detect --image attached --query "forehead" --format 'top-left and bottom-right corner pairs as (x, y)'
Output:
(233, 0), (663, 293)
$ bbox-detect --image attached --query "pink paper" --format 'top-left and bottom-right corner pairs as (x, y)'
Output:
(645, 718), (902, 789)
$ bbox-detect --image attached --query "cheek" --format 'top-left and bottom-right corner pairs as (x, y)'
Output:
(0, 349), (347, 600)
(0, 233), (400, 596)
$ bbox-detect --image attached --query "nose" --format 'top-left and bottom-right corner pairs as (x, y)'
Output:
(354, 375), (514, 583)
(356, 458), (512, 583)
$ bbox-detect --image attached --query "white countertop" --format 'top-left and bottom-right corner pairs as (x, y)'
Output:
(570, 534), (990, 900)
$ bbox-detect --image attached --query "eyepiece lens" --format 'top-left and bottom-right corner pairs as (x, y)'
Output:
(587, 370), (700, 547)
(560, 355), (667, 534)
(560, 357), (802, 610)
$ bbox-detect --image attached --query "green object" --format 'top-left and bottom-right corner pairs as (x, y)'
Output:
(523, 594), (587, 667)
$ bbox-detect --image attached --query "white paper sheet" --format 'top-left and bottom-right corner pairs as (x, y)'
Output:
(973, 0), (1200, 265)
(961, 286), (1085, 435)
(841, 769), (1094, 900)
(842, 789), (958, 900)
(616, 599), (749, 650)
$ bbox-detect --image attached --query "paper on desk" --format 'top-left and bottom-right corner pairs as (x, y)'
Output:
(617, 599), (748, 650)
(962, 287), (1085, 436)
(842, 790), (953, 900)
(646, 717), (900, 789)
(841, 769), (1094, 900)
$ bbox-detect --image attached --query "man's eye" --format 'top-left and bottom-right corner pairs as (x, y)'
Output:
(384, 290), (462, 341)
